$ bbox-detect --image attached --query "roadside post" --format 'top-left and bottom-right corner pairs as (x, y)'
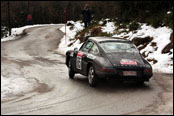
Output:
(7, 1), (11, 36)
(64, 9), (67, 44)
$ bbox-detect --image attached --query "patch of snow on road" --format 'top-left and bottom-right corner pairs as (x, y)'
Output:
(1, 75), (38, 101)
(1, 24), (59, 101)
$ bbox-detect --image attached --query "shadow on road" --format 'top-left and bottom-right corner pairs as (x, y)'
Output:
(70, 74), (153, 94)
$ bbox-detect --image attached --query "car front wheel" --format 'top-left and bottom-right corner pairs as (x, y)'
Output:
(88, 66), (97, 87)
(68, 60), (75, 79)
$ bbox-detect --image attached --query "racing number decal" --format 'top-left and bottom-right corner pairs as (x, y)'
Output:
(76, 52), (83, 70)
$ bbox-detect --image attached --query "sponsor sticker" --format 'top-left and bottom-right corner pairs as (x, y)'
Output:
(120, 59), (137, 65)
(76, 52), (83, 70)
(87, 54), (95, 60)
(77, 52), (83, 57)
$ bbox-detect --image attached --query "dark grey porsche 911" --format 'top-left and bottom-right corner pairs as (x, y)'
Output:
(66, 37), (153, 87)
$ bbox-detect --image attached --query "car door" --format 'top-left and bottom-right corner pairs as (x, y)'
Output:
(83, 43), (100, 75)
(75, 41), (94, 74)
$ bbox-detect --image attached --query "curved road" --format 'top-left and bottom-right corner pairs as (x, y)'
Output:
(1, 25), (173, 115)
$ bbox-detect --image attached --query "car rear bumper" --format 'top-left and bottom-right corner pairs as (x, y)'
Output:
(95, 70), (152, 81)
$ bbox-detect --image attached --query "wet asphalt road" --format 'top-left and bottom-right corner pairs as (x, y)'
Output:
(1, 25), (173, 115)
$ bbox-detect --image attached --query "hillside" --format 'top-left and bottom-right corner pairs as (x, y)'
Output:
(57, 20), (173, 73)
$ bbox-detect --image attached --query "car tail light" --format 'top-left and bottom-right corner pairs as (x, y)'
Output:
(101, 68), (114, 73)
(145, 69), (150, 73)
(109, 69), (115, 73)
(101, 68), (108, 72)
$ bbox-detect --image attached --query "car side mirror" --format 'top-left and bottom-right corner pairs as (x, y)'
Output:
(74, 47), (78, 53)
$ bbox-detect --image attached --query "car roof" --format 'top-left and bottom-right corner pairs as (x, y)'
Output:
(88, 37), (130, 43)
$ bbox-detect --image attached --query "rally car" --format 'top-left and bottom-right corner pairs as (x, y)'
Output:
(66, 37), (153, 87)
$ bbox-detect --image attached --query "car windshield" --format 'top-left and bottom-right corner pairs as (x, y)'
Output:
(99, 41), (139, 53)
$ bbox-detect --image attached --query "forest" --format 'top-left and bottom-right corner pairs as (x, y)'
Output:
(1, 1), (173, 37)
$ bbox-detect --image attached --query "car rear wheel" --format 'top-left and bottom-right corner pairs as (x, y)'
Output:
(68, 60), (75, 79)
(88, 66), (97, 87)
(136, 81), (145, 85)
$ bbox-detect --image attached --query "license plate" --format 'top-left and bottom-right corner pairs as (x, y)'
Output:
(123, 71), (137, 76)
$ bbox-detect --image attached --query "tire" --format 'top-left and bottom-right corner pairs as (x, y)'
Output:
(136, 81), (145, 85)
(68, 60), (75, 79)
(88, 66), (97, 87)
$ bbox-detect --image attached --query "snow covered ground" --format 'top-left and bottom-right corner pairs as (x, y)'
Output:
(102, 21), (116, 34)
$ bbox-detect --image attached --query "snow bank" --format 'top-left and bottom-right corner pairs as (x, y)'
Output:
(1, 24), (59, 42)
(113, 24), (173, 73)
(57, 21), (84, 55)
(57, 36), (83, 55)
(58, 20), (173, 74)
(102, 22), (116, 34)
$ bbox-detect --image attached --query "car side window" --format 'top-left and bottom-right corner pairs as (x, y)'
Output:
(81, 41), (94, 52)
(89, 43), (99, 55)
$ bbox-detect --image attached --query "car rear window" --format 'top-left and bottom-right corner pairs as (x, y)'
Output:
(99, 41), (139, 53)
